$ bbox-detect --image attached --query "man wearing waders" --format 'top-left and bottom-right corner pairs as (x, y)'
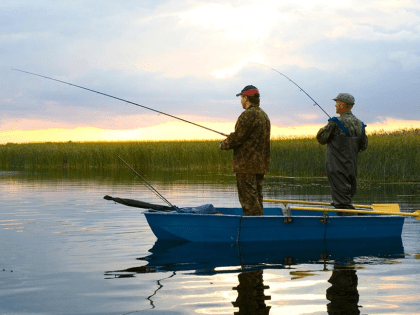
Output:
(220, 85), (271, 216)
(316, 93), (368, 212)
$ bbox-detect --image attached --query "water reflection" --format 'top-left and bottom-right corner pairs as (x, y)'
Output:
(326, 265), (360, 315)
(3, 168), (419, 216)
(1, 170), (418, 315)
(105, 238), (404, 313)
(3, 168), (419, 209)
(233, 270), (271, 315)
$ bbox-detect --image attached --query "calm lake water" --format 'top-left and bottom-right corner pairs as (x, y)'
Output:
(1, 169), (419, 315)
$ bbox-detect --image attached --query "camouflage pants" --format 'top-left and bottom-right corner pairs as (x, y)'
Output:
(236, 173), (264, 216)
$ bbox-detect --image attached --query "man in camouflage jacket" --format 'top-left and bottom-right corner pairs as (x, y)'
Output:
(220, 85), (271, 216)
(316, 93), (368, 210)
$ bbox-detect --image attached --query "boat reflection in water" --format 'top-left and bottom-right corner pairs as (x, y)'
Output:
(105, 237), (404, 314)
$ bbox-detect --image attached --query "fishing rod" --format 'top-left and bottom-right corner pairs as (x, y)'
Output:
(12, 68), (228, 137)
(250, 62), (331, 118)
(118, 156), (178, 211)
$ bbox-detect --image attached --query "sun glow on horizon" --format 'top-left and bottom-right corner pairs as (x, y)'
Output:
(0, 118), (419, 144)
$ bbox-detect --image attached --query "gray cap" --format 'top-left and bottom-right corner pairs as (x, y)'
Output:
(333, 93), (355, 105)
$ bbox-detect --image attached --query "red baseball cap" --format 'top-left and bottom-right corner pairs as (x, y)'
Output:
(236, 85), (259, 97)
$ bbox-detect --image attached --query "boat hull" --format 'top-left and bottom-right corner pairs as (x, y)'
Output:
(144, 207), (405, 242)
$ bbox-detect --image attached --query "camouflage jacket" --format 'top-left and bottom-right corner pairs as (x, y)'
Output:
(220, 104), (271, 174)
(316, 111), (368, 151)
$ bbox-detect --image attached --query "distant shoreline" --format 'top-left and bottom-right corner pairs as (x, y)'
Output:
(0, 128), (418, 183)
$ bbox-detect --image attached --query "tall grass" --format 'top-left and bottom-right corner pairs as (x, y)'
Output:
(0, 141), (233, 171)
(359, 128), (420, 182)
(270, 136), (326, 177)
(0, 129), (418, 182)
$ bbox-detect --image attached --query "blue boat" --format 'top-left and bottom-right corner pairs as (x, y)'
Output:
(143, 207), (405, 243)
(103, 196), (406, 243)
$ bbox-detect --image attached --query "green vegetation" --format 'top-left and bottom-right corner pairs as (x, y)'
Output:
(0, 129), (418, 182)
(359, 129), (420, 182)
(0, 140), (232, 171)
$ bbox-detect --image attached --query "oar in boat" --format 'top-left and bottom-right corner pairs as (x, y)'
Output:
(287, 206), (420, 220)
(263, 199), (400, 212)
(103, 195), (176, 212)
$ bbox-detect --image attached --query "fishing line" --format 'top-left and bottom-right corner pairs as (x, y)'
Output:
(118, 156), (178, 211)
(12, 68), (228, 137)
(250, 62), (331, 118)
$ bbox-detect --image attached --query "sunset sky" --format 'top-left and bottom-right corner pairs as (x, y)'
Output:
(1, 0), (420, 143)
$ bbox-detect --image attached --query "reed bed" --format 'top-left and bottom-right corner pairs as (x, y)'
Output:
(360, 128), (420, 182)
(0, 129), (418, 182)
(0, 141), (233, 171)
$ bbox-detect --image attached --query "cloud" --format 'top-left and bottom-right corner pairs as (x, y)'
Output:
(389, 51), (420, 69)
(178, 2), (279, 42)
(1, 0), (419, 143)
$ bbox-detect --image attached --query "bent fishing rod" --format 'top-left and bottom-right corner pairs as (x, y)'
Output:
(117, 156), (178, 211)
(12, 68), (228, 137)
(250, 62), (331, 118)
